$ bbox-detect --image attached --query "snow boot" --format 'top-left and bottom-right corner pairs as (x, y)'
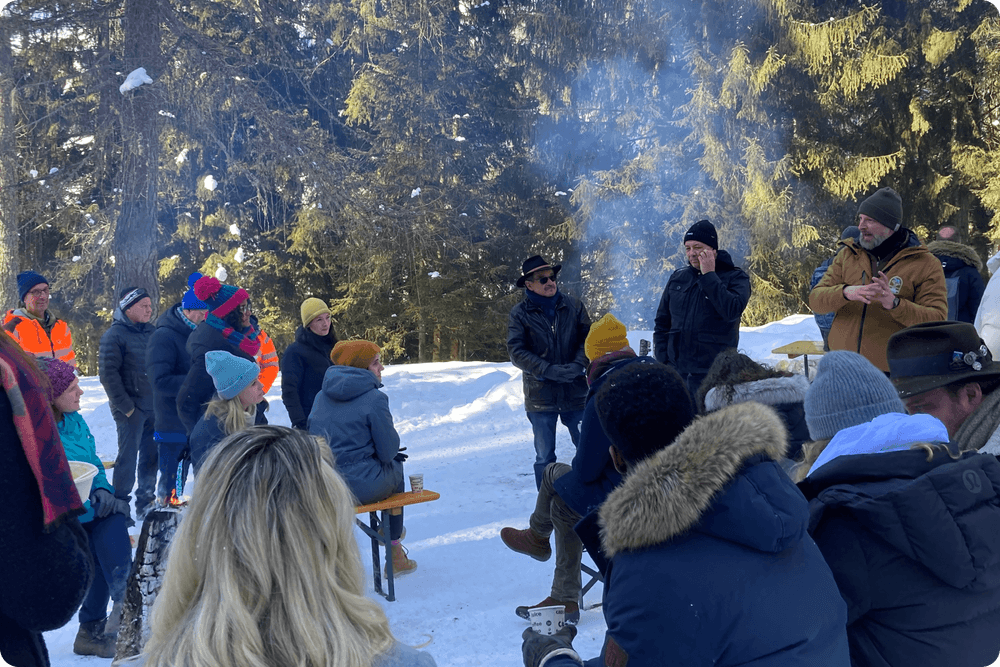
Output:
(500, 527), (552, 562)
(73, 618), (115, 658)
(385, 541), (417, 578)
(515, 597), (581, 624)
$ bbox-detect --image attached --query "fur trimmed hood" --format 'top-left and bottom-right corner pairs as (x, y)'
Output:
(704, 374), (810, 413)
(600, 402), (798, 558)
(928, 240), (983, 271)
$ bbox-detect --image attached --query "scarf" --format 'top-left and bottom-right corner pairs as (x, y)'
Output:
(586, 348), (637, 387)
(205, 313), (261, 357)
(177, 305), (199, 331)
(0, 351), (83, 531)
(525, 290), (560, 322)
(954, 387), (1000, 453)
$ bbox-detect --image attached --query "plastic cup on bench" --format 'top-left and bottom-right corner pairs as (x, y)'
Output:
(409, 474), (423, 493)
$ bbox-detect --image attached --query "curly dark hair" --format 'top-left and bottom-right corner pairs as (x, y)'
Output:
(695, 348), (790, 414)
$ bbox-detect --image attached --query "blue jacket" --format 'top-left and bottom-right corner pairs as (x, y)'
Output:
(58, 411), (113, 523)
(652, 249), (751, 376)
(146, 305), (196, 436)
(573, 403), (850, 667)
(811, 255), (837, 335)
(928, 239), (985, 324)
(798, 448), (1000, 667)
(280, 325), (337, 429)
(188, 412), (228, 473)
(99, 308), (155, 416)
(307, 366), (403, 504)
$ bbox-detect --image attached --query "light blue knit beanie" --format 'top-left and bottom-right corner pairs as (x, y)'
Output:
(205, 350), (260, 400)
(804, 350), (907, 441)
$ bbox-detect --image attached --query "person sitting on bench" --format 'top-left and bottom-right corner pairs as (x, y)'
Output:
(308, 340), (416, 577)
(500, 314), (654, 624)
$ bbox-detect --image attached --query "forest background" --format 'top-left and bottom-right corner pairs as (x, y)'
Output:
(2, 0), (1000, 374)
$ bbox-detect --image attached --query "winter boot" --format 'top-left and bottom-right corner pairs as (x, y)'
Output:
(73, 618), (115, 658)
(515, 597), (581, 624)
(385, 541), (417, 578)
(105, 600), (124, 637)
(500, 527), (552, 562)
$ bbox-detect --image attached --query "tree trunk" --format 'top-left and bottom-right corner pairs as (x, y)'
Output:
(114, 0), (162, 313)
(0, 20), (18, 305)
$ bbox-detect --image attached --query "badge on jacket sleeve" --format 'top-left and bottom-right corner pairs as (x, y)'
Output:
(888, 276), (902, 295)
(603, 634), (629, 667)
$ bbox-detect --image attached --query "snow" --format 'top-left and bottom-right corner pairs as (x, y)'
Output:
(119, 67), (153, 94)
(174, 149), (188, 165)
(411, 187), (421, 198)
(428, 271), (441, 278)
(234, 247), (245, 263)
(228, 223), (240, 236)
(34, 314), (1000, 666)
(214, 264), (227, 281)
(203, 175), (217, 191)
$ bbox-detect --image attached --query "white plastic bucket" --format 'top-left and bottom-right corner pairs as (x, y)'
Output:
(69, 461), (99, 501)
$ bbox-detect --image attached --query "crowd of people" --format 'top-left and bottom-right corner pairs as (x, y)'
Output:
(4, 183), (1000, 667)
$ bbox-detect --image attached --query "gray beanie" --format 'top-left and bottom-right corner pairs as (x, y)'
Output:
(804, 351), (907, 441)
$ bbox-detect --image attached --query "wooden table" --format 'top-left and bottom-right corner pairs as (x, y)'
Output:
(771, 340), (825, 379)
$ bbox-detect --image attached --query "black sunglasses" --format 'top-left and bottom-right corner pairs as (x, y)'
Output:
(532, 275), (556, 285)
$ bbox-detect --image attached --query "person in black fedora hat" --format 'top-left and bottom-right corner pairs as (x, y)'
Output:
(888, 321), (1000, 452)
(507, 255), (591, 490)
(652, 219), (751, 398)
(810, 187), (947, 372)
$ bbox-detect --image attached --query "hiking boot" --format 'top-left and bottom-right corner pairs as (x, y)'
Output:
(515, 597), (580, 624)
(105, 600), (123, 637)
(500, 527), (552, 562)
(385, 542), (417, 578)
(73, 618), (115, 658)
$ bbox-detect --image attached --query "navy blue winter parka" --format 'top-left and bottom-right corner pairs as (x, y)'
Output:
(146, 305), (196, 436)
(280, 325), (337, 429)
(561, 402), (850, 667)
(798, 448), (1000, 667)
(99, 308), (155, 417)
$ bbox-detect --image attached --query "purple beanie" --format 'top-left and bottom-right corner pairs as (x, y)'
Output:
(38, 357), (77, 401)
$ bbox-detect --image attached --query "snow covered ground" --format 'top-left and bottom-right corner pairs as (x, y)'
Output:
(33, 314), (1000, 666)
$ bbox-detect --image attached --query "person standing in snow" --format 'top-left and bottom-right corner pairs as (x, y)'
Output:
(796, 350), (1000, 667)
(3, 271), (76, 366)
(281, 297), (338, 430)
(525, 362), (850, 667)
(653, 219), (751, 398)
(507, 255), (591, 491)
(39, 357), (132, 659)
(811, 226), (861, 350)
(146, 273), (208, 504)
(99, 287), (157, 522)
(0, 331), (92, 667)
(928, 226), (985, 324)
(116, 426), (436, 667)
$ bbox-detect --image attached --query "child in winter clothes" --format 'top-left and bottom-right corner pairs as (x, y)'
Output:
(798, 351), (1000, 667)
(39, 357), (132, 659)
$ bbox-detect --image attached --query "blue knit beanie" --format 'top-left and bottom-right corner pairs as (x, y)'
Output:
(205, 350), (260, 400)
(17, 271), (48, 302)
(181, 272), (209, 310)
(804, 351), (907, 441)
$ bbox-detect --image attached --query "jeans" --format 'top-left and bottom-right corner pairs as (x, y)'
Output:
(154, 433), (190, 501)
(78, 513), (132, 623)
(111, 406), (158, 512)
(529, 462), (583, 603)
(526, 410), (583, 490)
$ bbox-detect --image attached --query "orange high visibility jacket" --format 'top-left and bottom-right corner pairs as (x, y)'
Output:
(3, 309), (76, 367)
(255, 328), (278, 393)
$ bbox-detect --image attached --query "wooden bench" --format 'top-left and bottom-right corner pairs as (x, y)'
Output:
(771, 340), (825, 379)
(355, 490), (440, 602)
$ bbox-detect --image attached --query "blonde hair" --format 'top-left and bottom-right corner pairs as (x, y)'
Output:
(143, 426), (394, 667)
(204, 394), (256, 437)
(790, 439), (968, 483)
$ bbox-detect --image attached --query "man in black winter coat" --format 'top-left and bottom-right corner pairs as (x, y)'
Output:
(507, 256), (591, 490)
(281, 298), (338, 429)
(928, 226), (985, 324)
(99, 288), (156, 520)
(653, 220), (751, 398)
(146, 274), (208, 502)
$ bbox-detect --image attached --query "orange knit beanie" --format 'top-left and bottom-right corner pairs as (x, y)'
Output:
(330, 340), (380, 369)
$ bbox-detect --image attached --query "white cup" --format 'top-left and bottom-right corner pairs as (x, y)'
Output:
(528, 605), (565, 636)
(409, 474), (424, 493)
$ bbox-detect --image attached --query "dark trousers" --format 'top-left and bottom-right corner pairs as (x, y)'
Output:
(529, 463), (584, 602)
(526, 410), (583, 490)
(154, 433), (190, 500)
(111, 406), (157, 511)
(78, 513), (132, 624)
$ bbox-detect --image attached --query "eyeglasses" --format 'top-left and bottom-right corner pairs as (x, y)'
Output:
(27, 287), (50, 298)
(238, 301), (252, 314)
(531, 275), (556, 285)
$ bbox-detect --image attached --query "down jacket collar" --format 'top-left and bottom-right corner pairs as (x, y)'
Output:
(600, 402), (796, 557)
(703, 374), (809, 412)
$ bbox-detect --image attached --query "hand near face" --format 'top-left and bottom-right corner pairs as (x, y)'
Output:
(698, 248), (717, 273)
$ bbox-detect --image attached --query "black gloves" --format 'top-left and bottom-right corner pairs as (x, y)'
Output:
(544, 364), (584, 383)
(394, 447), (408, 463)
(113, 497), (133, 518)
(90, 488), (116, 519)
(522, 626), (582, 667)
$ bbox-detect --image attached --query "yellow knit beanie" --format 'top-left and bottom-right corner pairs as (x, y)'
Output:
(300, 298), (331, 328)
(585, 313), (629, 361)
(330, 340), (380, 369)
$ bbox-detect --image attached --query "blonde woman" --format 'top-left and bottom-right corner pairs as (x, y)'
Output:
(119, 426), (436, 667)
(188, 350), (264, 473)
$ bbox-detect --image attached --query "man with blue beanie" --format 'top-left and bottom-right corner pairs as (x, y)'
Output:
(146, 273), (209, 504)
(3, 270), (77, 366)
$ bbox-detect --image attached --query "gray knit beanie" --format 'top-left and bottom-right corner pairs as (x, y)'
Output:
(804, 350), (907, 441)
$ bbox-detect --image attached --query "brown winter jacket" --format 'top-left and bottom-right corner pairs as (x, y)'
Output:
(809, 232), (947, 372)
